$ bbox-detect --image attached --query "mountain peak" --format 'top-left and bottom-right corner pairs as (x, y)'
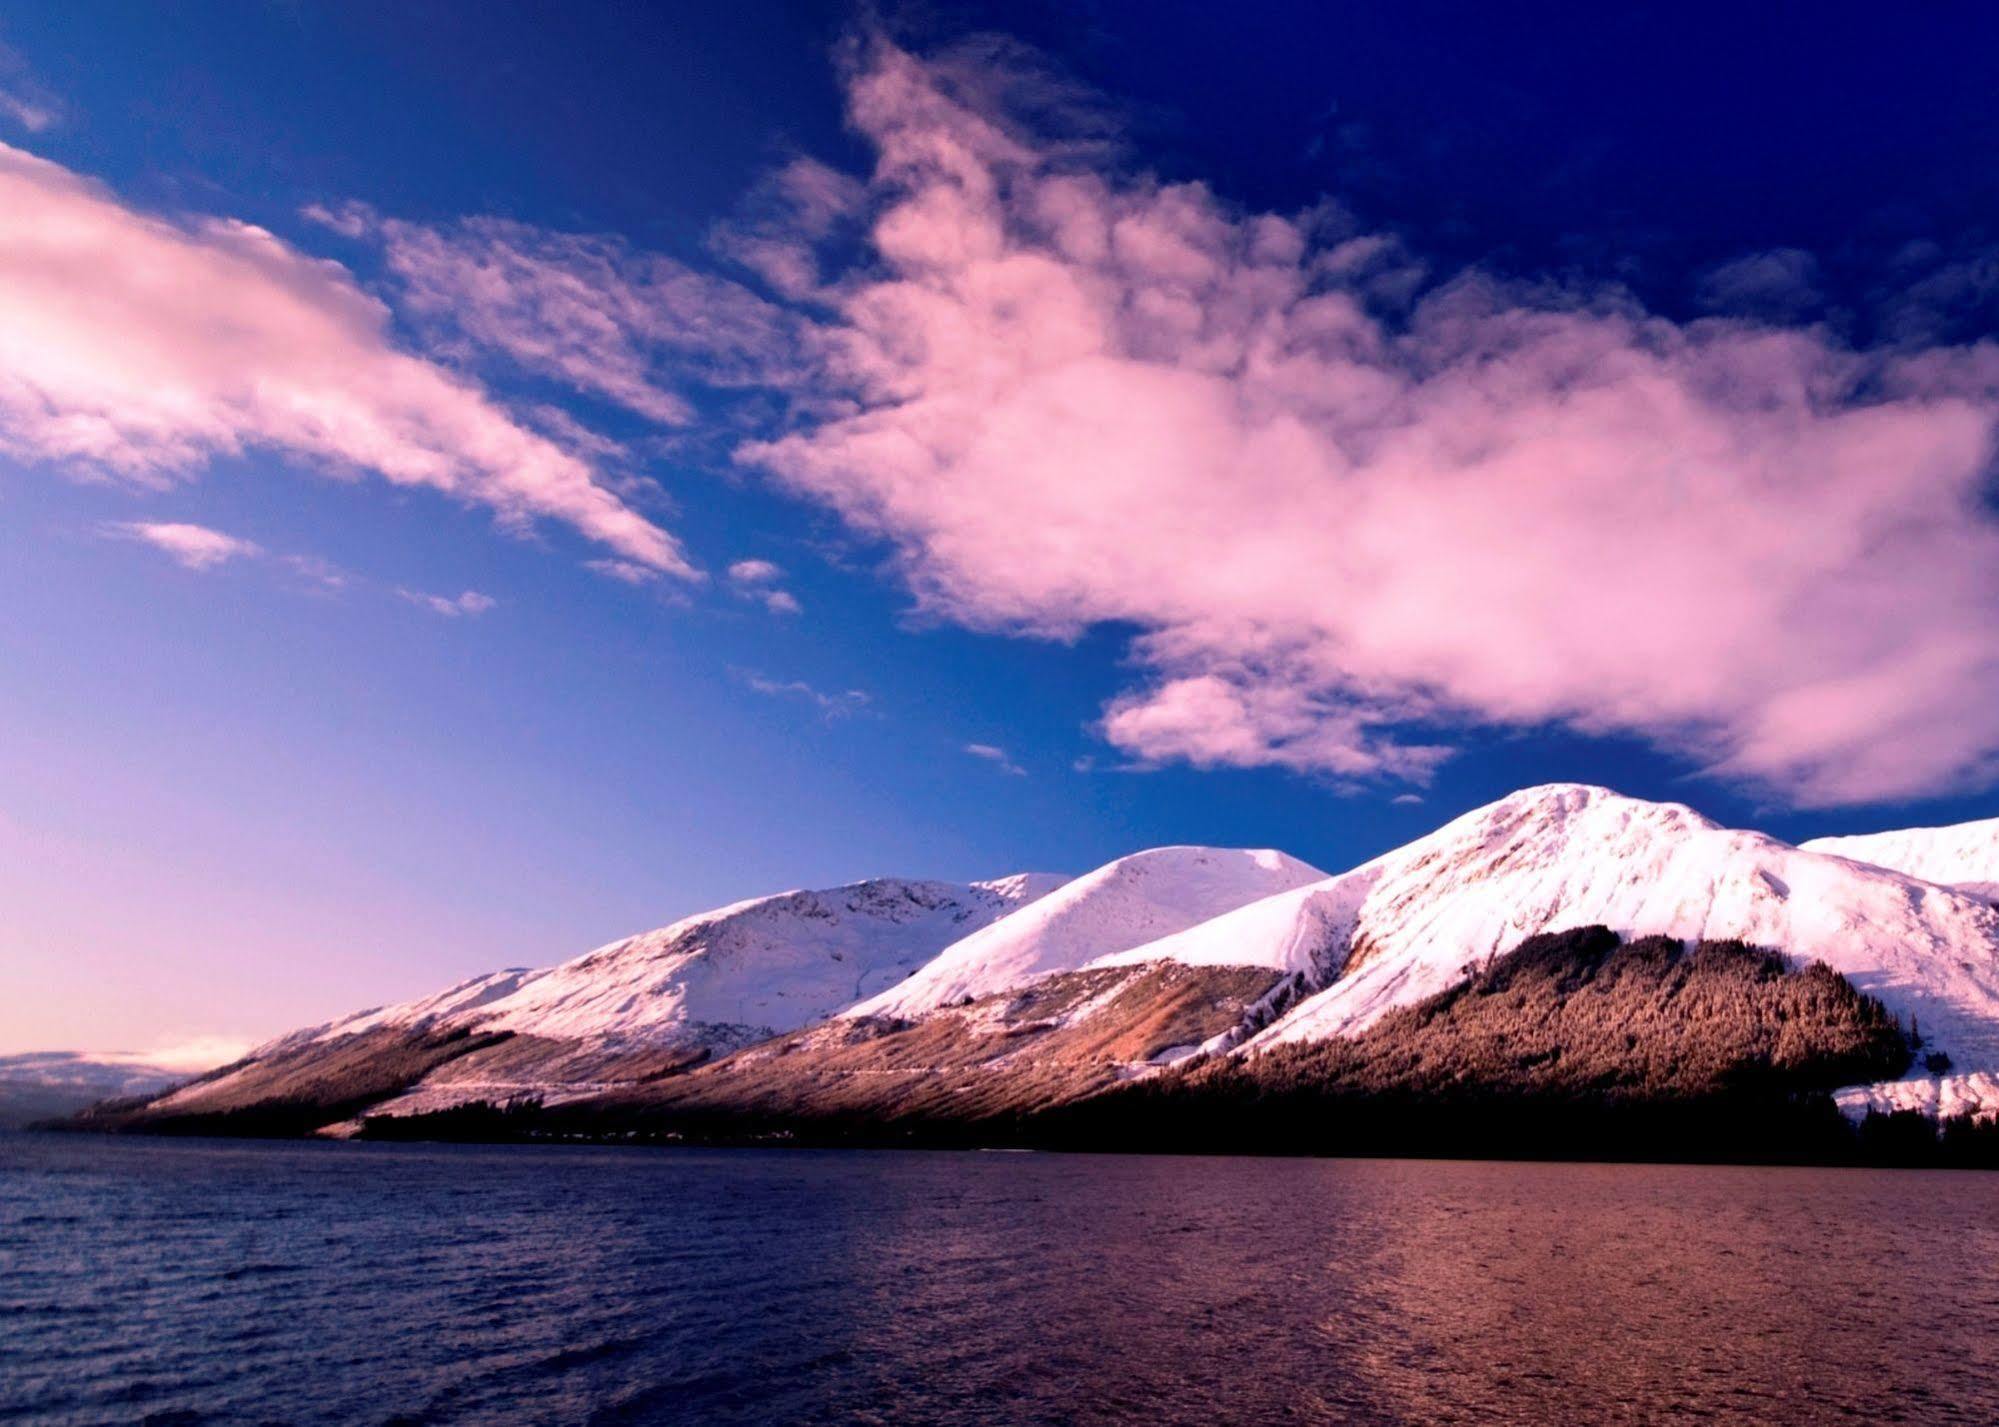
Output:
(848, 844), (1327, 1018)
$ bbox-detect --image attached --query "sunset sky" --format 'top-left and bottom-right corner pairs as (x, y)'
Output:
(9, 1), (1999, 1060)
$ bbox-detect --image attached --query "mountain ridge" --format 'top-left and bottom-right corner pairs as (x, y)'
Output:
(75, 784), (1999, 1141)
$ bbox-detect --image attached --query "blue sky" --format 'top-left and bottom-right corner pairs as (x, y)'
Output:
(7, 2), (1999, 1057)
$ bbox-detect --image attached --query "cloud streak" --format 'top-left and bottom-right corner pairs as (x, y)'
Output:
(399, 589), (497, 618)
(107, 521), (261, 571)
(965, 742), (1026, 776)
(735, 668), (870, 718)
(719, 37), (1999, 807)
(105, 518), (500, 618)
(0, 144), (691, 577)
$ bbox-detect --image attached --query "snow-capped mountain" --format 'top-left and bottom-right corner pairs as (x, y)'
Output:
(147, 873), (1067, 1121)
(1198, 785), (1999, 1118)
(1803, 818), (1999, 903)
(457, 874), (1069, 1049)
(848, 847), (1325, 1019)
(298, 874), (1067, 1053)
(91, 784), (1999, 1137)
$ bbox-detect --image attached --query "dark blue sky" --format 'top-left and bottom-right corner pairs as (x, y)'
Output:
(6, 1), (1999, 1052)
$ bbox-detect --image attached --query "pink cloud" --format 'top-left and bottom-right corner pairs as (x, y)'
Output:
(725, 557), (802, 614)
(586, 558), (661, 586)
(399, 588), (496, 618)
(0, 45), (59, 134)
(0, 144), (690, 577)
(735, 668), (871, 718)
(726, 558), (784, 583)
(964, 742), (1025, 776)
(730, 38), (1999, 807)
(108, 521), (260, 571)
(313, 205), (815, 426)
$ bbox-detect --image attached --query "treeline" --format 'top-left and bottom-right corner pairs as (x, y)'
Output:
(63, 1025), (517, 1137)
(355, 926), (1999, 1167)
(1037, 926), (1927, 1163)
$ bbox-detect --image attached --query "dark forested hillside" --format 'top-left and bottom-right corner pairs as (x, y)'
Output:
(1041, 927), (1916, 1161)
(1244, 926), (1910, 1099)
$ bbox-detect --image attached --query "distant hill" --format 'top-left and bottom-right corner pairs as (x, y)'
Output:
(0, 1053), (185, 1129)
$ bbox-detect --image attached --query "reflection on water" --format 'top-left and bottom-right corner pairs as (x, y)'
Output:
(3, 1134), (1996, 1425)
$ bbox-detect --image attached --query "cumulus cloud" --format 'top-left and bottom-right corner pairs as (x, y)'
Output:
(725, 557), (802, 614)
(965, 742), (1026, 775)
(721, 38), (1999, 807)
(107, 521), (261, 570)
(727, 558), (783, 583)
(0, 144), (690, 576)
(399, 588), (496, 618)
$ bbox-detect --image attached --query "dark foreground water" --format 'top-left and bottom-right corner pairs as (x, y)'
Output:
(4, 1136), (1999, 1426)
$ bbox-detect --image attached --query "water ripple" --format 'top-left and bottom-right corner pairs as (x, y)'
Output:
(3, 1135), (1998, 1425)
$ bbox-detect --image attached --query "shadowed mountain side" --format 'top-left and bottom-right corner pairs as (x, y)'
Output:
(361, 928), (1920, 1163)
(71, 1027), (519, 1137)
(367, 962), (1294, 1143)
(1042, 927), (1917, 1161)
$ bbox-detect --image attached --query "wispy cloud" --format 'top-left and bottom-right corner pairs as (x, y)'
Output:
(586, 558), (662, 586)
(106, 521), (260, 571)
(399, 588), (497, 618)
(965, 742), (1026, 776)
(104, 518), (499, 620)
(1694, 248), (1823, 319)
(0, 143), (691, 578)
(0, 46), (60, 133)
(734, 667), (870, 718)
(279, 553), (352, 592)
(0, 86), (55, 133)
(306, 202), (815, 426)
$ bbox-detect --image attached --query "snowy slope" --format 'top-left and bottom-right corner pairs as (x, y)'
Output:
(463, 875), (1067, 1049)
(289, 968), (541, 1049)
(301, 874), (1069, 1059)
(1803, 819), (1999, 903)
(1183, 785), (1999, 1118)
(850, 847), (1326, 1019)
(1086, 877), (1372, 977)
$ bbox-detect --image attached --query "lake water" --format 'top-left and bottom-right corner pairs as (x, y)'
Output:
(4, 1134), (1998, 1426)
